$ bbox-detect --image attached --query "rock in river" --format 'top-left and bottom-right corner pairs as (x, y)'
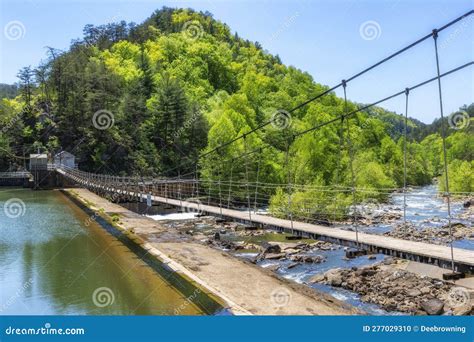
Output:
(421, 299), (445, 315)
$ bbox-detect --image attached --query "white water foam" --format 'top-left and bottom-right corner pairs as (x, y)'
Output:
(147, 212), (198, 221)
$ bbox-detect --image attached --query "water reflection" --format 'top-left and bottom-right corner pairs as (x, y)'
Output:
(0, 188), (222, 315)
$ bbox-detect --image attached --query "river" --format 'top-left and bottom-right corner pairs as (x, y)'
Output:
(148, 183), (472, 315)
(0, 188), (224, 315)
(352, 184), (473, 249)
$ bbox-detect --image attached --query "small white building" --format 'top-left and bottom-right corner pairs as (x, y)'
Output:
(54, 151), (76, 169)
(29, 154), (48, 170)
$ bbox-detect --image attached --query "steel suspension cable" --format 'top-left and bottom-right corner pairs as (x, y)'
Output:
(218, 160), (223, 216)
(332, 109), (346, 222)
(243, 135), (253, 223)
(294, 62), (473, 138)
(342, 81), (360, 246)
(253, 148), (262, 214)
(403, 88), (409, 224)
(227, 163), (234, 209)
(433, 29), (455, 272)
(285, 134), (295, 231)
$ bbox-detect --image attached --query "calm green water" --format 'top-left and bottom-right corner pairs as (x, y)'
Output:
(0, 188), (223, 315)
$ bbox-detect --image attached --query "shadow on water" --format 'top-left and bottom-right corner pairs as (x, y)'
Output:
(61, 191), (230, 316)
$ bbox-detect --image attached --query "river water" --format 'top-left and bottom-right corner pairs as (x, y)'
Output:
(352, 184), (473, 250)
(0, 188), (224, 315)
(149, 184), (472, 315)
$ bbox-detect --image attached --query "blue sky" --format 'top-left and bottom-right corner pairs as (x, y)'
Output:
(0, 0), (473, 123)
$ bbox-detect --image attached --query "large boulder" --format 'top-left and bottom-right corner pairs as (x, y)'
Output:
(263, 243), (281, 254)
(453, 304), (473, 316)
(308, 273), (325, 283)
(421, 299), (445, 315)
(406, 289), (422, 297)
(264, 252), (286, 260)
(325, 269), (343, 287)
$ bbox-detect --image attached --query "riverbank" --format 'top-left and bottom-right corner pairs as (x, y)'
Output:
(310, 259), (474, 315)
(153, 213), (474, 315)
(64, 188), (358, 315)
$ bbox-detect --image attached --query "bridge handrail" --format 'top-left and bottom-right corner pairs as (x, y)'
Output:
(56, 165), (196, 186)
(0, 171), (32, 178)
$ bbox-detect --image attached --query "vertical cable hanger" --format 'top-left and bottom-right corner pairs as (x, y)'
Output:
(195, 160), (201, 213)
(432, 29), (455, 272)
(285, 133), (295, 232)
(207, 155), (213, 206)
(217, 149), (223, 217)
(243, 134), (253, 223)
(253, 148), (262, 214)
(342, 79), (360, 247)
(403, 88), (409, 225)
(227, 162), (234, 209)
(332, 104), (346, 223)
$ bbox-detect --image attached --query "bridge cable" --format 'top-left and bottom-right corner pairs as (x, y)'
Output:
(285, 133), (295, 231)
(432, 29), (455, 272)
(218, 160), (223, 217)
(227, 163), (234, 209)
(253, 148), (262, 214)
(294, 61), (473, 138)
(342, 80), (360, 247)
(143, 61), (473, 217)
(403, 88), (410, 224)
(207, 155), (213, 206)
(243, 135), (253, 223)
(194, 162), (201, 212)
(332, 105), (347, 222)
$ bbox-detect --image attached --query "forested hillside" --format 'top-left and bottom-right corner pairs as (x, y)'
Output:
(0, 7), (472, 219)
(0, 84), (18, 99)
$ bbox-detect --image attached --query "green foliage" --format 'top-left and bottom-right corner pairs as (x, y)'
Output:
(439, 160), (474, 194)
(0, 84), (18, 99)
(1, 6), (472, 221)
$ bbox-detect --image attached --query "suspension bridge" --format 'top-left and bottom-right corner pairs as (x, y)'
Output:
(2, 11), (474, 275)
(53, 165), (474, 274)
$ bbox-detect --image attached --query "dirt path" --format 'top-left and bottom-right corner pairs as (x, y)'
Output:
(64, 188), (358, 315)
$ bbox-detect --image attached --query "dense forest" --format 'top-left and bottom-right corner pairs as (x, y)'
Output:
(0, 84), (18, 99)
(0, 7), (472, 219)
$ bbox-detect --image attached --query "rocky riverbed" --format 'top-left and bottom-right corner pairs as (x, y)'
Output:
(148, 201), (473, 316)
(383, 222), (474, 245)
(178, 216), (341, 268)
(309, 258), (473, 315)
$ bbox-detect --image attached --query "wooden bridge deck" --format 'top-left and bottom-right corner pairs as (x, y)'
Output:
(150, 194), (474, 272)
(57, 169), (474, 273)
